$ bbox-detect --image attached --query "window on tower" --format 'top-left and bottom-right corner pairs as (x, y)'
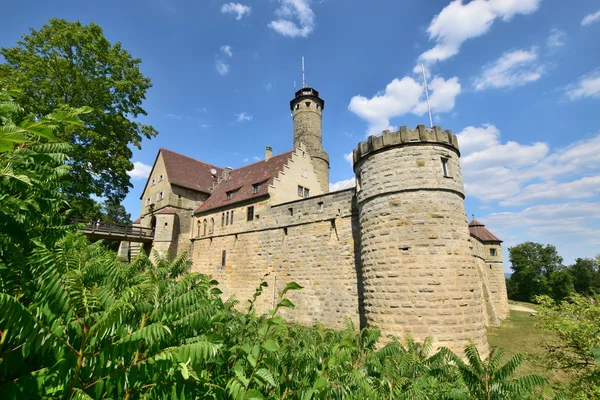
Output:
(441, 158), (450, 177)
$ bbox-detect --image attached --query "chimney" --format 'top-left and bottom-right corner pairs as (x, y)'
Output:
(222, 167), (232, 180)
(265, 146), (272, 161)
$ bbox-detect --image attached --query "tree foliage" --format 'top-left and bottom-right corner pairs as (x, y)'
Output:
(0, 18), (157, 217)
(536, 294), (600, 399)
(507, 242), (572, 302)
(0, 89), (89, 296)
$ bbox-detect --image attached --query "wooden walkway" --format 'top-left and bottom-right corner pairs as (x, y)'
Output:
(77, 220), (155, 243)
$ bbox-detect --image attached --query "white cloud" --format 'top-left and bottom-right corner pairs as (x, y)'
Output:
(128, 162), (152, 179)
(482, 202), (600, 264)
(165, 113), (183, 120)
(348, 75), (461, 136)
(581, 9), (600, 26)
(546, 28), (567, 49)
(329, 178), (356, 192)
(473, 48), (544, 91)
(221, 45), (233, 57)
(236, 112), (253, 122)
(252, 156), (261, 161)
(344, 151), (353, 165)
(419, 0), (541, 65)
(221, 2), (251, 20)
(268, 0), (315, 38)
(216, 60), (230, 76)
(500, 176), (600, 206)
(564, 69), (600, 101)
(243, 158), (249, 162)
(457, 125), (600, 205)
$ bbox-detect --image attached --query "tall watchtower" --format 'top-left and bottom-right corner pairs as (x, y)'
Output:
(353, 125), (489, 357)
(290, 86), (330, 193)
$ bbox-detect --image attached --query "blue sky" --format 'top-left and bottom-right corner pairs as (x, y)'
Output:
(2, 0), (599, 269)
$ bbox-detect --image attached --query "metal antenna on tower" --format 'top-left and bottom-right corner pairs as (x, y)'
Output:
(421, 63), (433, 128)
(302, 56), (306, 88)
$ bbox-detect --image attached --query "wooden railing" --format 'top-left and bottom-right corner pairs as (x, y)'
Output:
(75, 219), (155, 241)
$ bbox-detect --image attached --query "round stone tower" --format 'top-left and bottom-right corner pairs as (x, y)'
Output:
(353, 125), (488, 357)
(290, 87), (329, 193)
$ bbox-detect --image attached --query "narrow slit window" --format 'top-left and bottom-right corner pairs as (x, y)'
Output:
(221, 250), (226, 266)
(441, 158), (450, 177)
(231, 210), (234, 224)
(226, 211), (229, 226)
(221, 213), (225, 227)
(210, 218), (214, 233)
(247, 206), (254, 221)
(289, 207), (294, 216)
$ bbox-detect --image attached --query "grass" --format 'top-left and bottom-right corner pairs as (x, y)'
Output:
(487, 307), (572, 387)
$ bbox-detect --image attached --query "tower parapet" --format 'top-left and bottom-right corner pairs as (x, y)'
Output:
(353, 124), (489, 357)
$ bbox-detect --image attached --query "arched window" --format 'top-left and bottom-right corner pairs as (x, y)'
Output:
(210, 218), (214, 234)
(203, 219), (207, 236)
(197, 219), (202, 237)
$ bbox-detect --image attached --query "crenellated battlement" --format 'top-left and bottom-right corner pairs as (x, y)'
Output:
(353, 125), (460, 167)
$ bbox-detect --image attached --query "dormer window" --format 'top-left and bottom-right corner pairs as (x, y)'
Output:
(252, 183), (260, 194)
(226, 189), (239, 200)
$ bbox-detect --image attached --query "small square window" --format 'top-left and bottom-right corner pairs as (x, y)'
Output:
(247, 206), (254, 221)
(490, 248), (497, 256)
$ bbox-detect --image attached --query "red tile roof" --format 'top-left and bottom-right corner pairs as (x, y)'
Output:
(469, 219), (502, 243)
(161, 149), (223, 194)
(195, 151), (294, 213)
(132, 217), (141, 224)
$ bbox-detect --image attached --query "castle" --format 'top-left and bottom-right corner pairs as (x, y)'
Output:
(131, 85), (509, 357)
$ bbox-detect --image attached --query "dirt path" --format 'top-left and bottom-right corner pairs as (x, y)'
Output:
(509, 304), (537, 313)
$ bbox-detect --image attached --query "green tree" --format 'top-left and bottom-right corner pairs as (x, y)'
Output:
(0, 89), (89, 297)
(536, 294), (600, 399)
(567, 257), (600, 296)
(451, 344), (546, 400)
(0, 19), (157, 218)
(507, 242), (569, 302)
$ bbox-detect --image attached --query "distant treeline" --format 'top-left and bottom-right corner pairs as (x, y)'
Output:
(506, 242), (600, 302)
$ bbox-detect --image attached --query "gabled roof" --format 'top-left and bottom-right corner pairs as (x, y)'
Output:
(195, 151), (294, 214)
(468, 219), (502, 243)
(161, 149), (223, 194)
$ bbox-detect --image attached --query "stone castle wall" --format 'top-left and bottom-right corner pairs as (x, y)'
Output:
(191, 189), (362, 329)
